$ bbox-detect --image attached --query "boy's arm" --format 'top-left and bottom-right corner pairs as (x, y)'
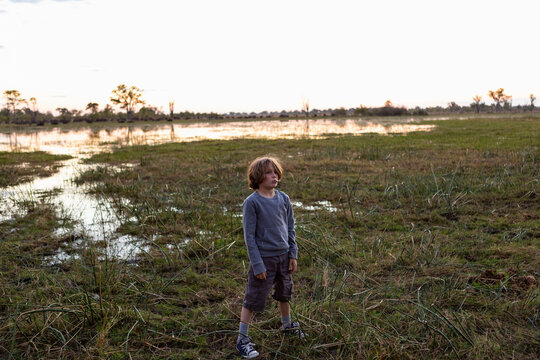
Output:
(286, 197), (298, 260)
(243, 200), (266, 275)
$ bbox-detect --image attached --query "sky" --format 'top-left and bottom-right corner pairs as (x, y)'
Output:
(1, 0), (539, 114)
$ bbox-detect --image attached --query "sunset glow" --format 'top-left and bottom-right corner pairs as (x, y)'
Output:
(1, 0), (539, 113)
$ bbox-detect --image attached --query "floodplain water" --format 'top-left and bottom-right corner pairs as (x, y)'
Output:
(0, 117), (435, 262)
(1, 118), (435, 153)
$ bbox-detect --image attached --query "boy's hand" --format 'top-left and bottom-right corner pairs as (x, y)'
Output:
(255, 271), (267, 280)
(288, 258), (297, 274)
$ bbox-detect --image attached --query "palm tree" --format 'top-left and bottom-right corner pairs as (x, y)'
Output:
(3, 90), (25, 123)
(29, 97), (38, 123)
(302, 99), (310, 118)
(169, 101), (175, 121)
(472, 95), (482, 113)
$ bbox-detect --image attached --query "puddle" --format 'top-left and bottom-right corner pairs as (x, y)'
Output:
(0, 149), (149, 261)
(293, 200), (338, 213)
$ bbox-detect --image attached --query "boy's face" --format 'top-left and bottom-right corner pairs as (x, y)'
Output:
(259, 163), (279, 190)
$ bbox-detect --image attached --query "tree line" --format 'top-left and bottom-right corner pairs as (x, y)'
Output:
(1, 86), (537, 126)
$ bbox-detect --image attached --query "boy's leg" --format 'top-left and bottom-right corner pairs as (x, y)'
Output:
(279, 303), (305, 338)
(238, 306), (253, 342)
(241, 306), (253, 325)
(273, 254), (305, 338)
(273, 253), (294, 327)
(237, 306), (259, 358)
(237, 258), (278, 358)
(279, 301), (291, 327)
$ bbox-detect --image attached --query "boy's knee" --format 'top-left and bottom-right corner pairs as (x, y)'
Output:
(242, 299), (266, 313)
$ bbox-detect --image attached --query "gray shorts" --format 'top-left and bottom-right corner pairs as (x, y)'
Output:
(242, 253), (294, 312)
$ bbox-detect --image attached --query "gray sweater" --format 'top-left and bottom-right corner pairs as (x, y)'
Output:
(242, 190), (297, 275)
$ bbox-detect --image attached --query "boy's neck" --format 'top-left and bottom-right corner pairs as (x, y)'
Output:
(257, 188), (276, 198)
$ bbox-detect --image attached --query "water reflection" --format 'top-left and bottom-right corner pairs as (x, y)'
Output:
(0, 118), (435, 262)
(293, 200), (338, 213)
(0, 118), (434, 153)
(0, 157), (144, 262)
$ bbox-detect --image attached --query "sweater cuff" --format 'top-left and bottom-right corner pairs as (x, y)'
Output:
(288, 249), (298, 259)
(252, 262), (266, 276)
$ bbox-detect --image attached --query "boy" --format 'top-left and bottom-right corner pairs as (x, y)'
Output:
(236, 156), (304, 359)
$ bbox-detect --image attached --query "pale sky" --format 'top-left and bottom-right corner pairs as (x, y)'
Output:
(1, 0), (539, 114)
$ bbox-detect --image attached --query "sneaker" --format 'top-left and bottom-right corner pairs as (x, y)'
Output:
(236, 336), (259, 359)
(281, 321), (306, 339)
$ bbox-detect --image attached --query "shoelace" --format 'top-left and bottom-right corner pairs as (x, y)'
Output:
(240, 341), (256, 353)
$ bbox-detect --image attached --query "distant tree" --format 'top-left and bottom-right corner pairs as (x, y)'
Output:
(530, 94), (536, 112)
(488, 88), (511, 111)
(85, 103), (99, 123)
(29, 97), (37, 112)
(3, 89), (26, 122)
(101, 104), (116, 121)
(411, 106), (428, 116)
(374, 101), (408, 116)
(169, 101), (174, 121)
(86, 102), (99, 114)
(110, 84), (145, 122)
(333, 107), (347, 116)
(447, 101), (460, 112)
(503, 95), (512, 111)
(71, 109), (83, 122)
(472, 95), (482, 113)
(56, 107), (71, 124)
(354, 105), (368, 116)
(137, 106), (158, 121)
(302, 99), (310, 118)
(103, 104), (114, 113)
(29, 97), (38, 123)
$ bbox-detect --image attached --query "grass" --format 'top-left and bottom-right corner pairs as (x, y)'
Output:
(0, 116), (539, 359)
(0, 151), (72, 187)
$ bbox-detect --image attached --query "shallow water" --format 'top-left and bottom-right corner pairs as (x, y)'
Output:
(0, 117), (435, 261)
(0, 118), (434, 153)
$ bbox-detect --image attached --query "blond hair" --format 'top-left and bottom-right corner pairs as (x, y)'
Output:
(247, 157), (283, 190)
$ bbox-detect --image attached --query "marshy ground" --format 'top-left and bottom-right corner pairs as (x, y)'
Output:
(1, 116), (539, 359)
(0, 151), (71, 187)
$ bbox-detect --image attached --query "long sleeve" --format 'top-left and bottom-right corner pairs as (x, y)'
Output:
(243, 199), (266, 275)
(286, 197), (298, 259)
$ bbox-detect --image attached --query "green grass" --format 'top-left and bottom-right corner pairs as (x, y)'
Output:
(0, 151), (72, 187)
(1, 116), (539, 359)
